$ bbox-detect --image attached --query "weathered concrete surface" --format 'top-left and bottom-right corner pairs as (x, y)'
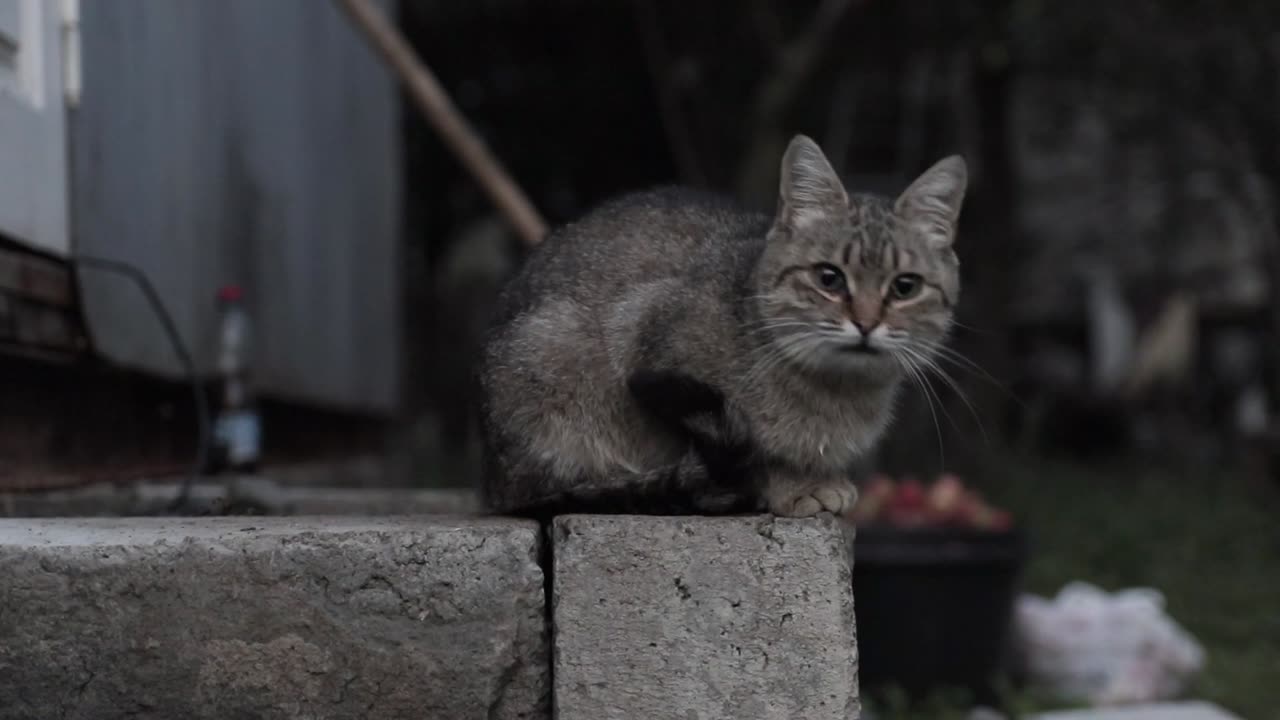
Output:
(0, 517), (547, 720)
(552, 514), (859, 720)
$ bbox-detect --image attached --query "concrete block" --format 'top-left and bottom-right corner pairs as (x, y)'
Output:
(0, 517), (548, 720)
(552, 514), (859, 720)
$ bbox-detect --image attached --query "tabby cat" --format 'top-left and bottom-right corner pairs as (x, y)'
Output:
(478, 135), (966, 518)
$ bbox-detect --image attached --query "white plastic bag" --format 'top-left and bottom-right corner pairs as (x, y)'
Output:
(1014, 582), (1205, 705)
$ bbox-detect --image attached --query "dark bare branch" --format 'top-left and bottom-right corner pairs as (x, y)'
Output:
(632, 0), (707, 185)
(736, 0), (870, 202)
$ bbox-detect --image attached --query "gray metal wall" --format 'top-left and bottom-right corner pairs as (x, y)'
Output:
(72, 0), (401, 415)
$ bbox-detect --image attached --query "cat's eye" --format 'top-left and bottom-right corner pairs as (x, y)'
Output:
(813, 264), (847, 293)
(890, 273), (924, 300)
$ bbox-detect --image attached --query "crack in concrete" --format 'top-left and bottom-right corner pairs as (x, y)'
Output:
(754, 516), (786, 549)
(334, 672), (360, 705)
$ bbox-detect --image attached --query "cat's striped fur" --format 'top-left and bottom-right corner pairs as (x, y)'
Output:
(478, 135), (966, 518)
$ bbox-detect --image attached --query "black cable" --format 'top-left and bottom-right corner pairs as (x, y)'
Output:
(73, 256), (210, 511)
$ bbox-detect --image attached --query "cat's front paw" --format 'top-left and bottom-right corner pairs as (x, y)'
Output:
(765, 478), (858, 518)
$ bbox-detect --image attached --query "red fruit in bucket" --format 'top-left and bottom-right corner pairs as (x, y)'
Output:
(865, 473), (895, 497)
(886, 477), (929, 526)
(894, 477), (926, 508)
(927, 473), (965, 520)
(987, 509), (1013, 531)
(849, 474), (895, 523)
(960, 495), (1012, 530)
(954, 491), (989, 526)
(885, 503), (929, 527)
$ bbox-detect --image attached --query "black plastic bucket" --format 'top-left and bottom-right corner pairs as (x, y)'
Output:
(852, 525), (1029, 704)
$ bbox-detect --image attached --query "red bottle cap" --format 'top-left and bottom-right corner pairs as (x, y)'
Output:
(217, 285), (244, 303)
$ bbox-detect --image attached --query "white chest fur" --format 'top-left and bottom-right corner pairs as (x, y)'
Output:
(737, 379), (898, 473)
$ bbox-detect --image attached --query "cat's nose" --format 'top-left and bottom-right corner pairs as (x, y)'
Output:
(849, 318), (880, 334)
(849, 293), (883, 331)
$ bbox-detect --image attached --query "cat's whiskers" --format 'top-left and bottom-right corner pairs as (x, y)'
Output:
(915, 339), (996, 380)
(903, 350), (960, 436)
(741, 331), (832, 388)
(913, 339), (1025, 408)
(892, 350), (946, 465)
(740, 332), (814, 387)
(745, 320), (822, 337)
(946, 319), (989, 335)
(895, 343), (989, 444)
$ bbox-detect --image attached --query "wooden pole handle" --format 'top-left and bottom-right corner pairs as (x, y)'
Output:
(336, 0), (549, 246)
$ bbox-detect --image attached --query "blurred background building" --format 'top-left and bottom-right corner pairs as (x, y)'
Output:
(1, 0), (400, 489)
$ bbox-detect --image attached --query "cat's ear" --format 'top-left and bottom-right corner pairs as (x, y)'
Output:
(776, 135), (848, 231)
(894, 155), (967, 248)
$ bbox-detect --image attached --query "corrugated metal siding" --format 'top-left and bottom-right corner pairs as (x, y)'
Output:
(72, 0), (401, 415)
(0, 0), (69, 256)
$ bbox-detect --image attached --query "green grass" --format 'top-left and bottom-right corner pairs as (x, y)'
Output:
(865, 452), (1280, 719)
